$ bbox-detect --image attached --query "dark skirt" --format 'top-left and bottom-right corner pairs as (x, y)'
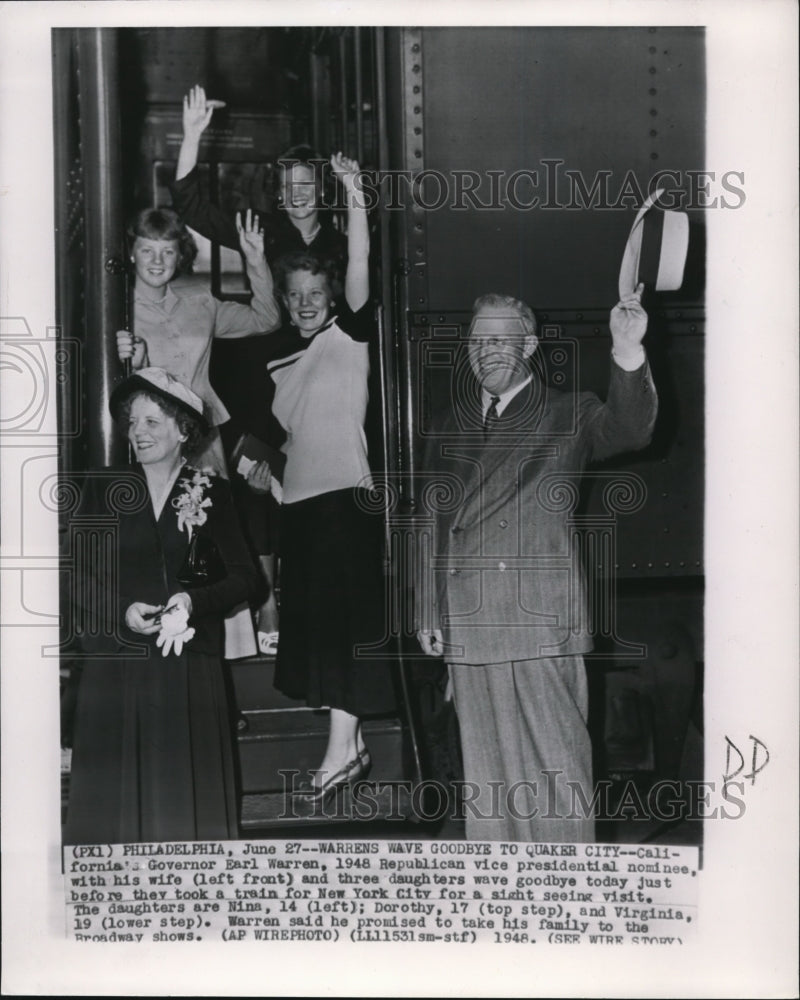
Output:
(274, 488), (397, 715)
(64, 651), (238, 845)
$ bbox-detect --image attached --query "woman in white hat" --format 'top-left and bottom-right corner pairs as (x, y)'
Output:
(63, 368), (259, 844)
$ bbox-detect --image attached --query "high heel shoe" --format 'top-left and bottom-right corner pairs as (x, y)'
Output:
(257, 631), (279, 656)
(296, 750), (372, 807)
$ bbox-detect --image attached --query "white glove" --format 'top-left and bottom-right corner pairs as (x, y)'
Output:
(155, 594), (195, 657)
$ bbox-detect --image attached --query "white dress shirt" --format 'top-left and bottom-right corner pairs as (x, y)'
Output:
(481, 374), (533, 421)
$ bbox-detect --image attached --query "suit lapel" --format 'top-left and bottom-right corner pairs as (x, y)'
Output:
(455, 379), (552, 511)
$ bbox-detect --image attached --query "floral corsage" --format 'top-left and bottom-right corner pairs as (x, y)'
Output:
(172, 467), (213, 537)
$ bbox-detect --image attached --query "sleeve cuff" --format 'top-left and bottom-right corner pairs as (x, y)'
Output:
(171, 166), (198, 190)
(611, 346), (646, 372)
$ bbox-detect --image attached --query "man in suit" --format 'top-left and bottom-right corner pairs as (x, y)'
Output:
(417, 284), (656, 840)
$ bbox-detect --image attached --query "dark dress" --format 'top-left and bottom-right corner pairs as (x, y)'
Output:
(63, 465), (259, 845)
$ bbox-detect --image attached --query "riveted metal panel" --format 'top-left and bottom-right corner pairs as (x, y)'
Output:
(416, 26), (705, 311)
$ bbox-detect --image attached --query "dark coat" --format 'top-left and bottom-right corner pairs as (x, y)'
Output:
(63, 463), (259, 844)
(69, 464), (259, 658)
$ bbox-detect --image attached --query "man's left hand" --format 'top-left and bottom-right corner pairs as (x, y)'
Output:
(610, 282), (648, 361)
(417, 628), (444, 657)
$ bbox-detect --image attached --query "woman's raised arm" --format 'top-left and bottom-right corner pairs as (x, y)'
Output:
(176, 85), (219, 181)
(330, 152), (369, 312)
(173, 85), (242, 250)
(213, 210), (281, 338)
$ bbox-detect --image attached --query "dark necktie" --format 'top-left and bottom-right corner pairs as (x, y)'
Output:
(483, 395), (501, 438)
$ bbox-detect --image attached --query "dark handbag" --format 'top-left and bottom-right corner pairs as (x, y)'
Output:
(177, 530), (227, 587)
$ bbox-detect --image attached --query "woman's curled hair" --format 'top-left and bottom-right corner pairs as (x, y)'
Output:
(116, 389), (207, 458)
(127, 207), (198, 276)
(274, 251), (342, 298)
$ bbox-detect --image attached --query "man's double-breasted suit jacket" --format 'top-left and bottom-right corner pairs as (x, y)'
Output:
(421, 357), (658, 665)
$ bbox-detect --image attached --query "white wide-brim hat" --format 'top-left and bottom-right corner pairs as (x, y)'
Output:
(110, 367), (209, 433)
(618, 188), (689, 299)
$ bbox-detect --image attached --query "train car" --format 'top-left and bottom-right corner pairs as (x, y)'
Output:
(54, 25), (706, 841)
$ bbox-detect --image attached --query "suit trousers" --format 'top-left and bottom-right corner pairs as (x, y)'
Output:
(449, 655), (595, 842)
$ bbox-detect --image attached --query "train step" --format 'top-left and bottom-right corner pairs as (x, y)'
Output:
(229, 655), (301, 712)
(237, 709), (408, 794)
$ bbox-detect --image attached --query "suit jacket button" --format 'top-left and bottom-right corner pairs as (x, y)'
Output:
(449, 568), (460, 576)
(498, 561), (507, 571)
(499, 519), (508, 529)
(450, 525), (462, 534)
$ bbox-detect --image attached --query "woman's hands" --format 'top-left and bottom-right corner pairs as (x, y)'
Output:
(182, 85), (224, 142)
(330, 151), (365, 207)
(177, 85), (225, 181)
(155, 593), (195, 657)
(116, 330), (147, 368)
(236, 209), (266, 269)
(126, 595), (195, 654)
(167, 592), (193, 618)
(125, 602), (163, 635)
(245, 460), (272, 495)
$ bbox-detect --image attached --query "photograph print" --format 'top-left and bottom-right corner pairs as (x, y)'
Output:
(53, 24), (708, 850)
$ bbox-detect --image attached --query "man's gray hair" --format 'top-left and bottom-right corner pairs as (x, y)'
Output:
(472, 293), (537, 337)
